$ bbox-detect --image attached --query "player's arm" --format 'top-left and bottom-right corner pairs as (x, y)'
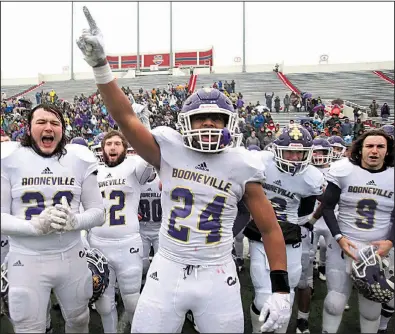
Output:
(321, 181), (342, 236)
(75, 172), (105, 230)
(243, 182), (287, 273)
(77, 7), (160, 169)
(297, 195), (317, 229)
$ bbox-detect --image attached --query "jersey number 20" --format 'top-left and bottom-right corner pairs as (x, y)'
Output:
(22, 191), (73, 220)
(168, 187), (227, 244)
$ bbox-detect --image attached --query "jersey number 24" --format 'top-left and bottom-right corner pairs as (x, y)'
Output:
(168, 187), (227, 244)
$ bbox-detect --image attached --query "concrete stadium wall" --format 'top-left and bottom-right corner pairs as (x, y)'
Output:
(1, 61), (393, 86)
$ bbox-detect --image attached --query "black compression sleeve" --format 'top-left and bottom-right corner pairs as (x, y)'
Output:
(389, 210), (395, 244)
(298, 195), (317, 217)
(321, 181), (342, 237)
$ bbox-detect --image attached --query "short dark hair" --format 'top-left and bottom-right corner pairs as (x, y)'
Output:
(20, 103), (67, 159)
(101, 131), (128, 152)
(349, 129), (394, 167)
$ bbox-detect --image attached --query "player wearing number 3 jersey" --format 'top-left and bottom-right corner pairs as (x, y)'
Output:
(76, 7), (291, 333)
(1, 104), (105, 333)
(321, 129), (395, 333)
(88, 131), (153, 333)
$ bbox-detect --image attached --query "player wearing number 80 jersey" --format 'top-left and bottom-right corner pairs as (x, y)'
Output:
(321, 129), (395, 333)
(1, 104), (105, 333)
(139, 173), (162, 275)
(89, 131), (153, 333)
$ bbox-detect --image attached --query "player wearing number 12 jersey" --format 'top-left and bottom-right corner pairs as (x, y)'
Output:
(88, 131), (153, 333)
(244, 125), (324, 333)
(139, 173), (162, 276)
(1, 104), (105, 333)
(321, 129), (395, 333)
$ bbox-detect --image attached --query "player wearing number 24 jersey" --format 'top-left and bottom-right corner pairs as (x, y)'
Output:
(78, 7), (291, 332)
(1, 104), (105, 333)
(321, 129), (395, 333)
(88, 131), (153, 333)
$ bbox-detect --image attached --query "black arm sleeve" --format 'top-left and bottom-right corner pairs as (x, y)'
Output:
(298, 195), (317, 217)
(321, 181), (342, 237)
(232, 201), (251, 237)
(388, 210), (395, 244)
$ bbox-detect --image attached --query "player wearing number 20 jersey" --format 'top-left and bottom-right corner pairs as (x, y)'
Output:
(88, 131), (153, 333)
(1, 105), (105, 333)
(321, 129), (395, 333)
(139, 173), (162, 275)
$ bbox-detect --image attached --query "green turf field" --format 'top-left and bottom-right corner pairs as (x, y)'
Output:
(1, 259), (393, 333)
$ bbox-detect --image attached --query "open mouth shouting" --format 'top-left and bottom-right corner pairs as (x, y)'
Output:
(41, 135), (55, 148)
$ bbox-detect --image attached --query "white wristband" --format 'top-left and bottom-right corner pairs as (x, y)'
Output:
(93, 63), (114, 85)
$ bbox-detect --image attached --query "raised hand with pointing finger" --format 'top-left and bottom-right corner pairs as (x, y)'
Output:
(76, 6), (107, 68)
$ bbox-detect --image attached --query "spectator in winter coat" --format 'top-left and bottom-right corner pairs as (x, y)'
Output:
(353, 118), (365, 138)
(253, 113), (264, 130)
(340, 118), (352, 136)
(265, 92), (274, 111)
(369, 99), (379, 117)
(283, 94), (291, 113)
(274, 96), (281, 113)
(245, 131), (260, 148)
(263, 131), (275, 147)
(381, 103), (390, 120)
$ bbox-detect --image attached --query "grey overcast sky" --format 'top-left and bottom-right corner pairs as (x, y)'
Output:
(1, 1), (394, 78)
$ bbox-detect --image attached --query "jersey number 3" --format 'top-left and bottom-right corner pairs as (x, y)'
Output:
(355, 199), (378, 230)
(168, 187), (227, 244)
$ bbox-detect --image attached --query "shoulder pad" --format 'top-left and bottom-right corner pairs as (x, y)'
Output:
(260, 151), (275, 167)
(303, 165), (325, 196)
(1, 141), (21, 160)
(151, 126), (182, 146)
(325, 158), (353, 188)
(66, 143), (97, 163)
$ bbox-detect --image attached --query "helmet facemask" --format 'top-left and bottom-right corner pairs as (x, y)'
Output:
(178, 107), (241, 153)
(331, 144), (346, 160)
(312, 147), (332, 166)
(273, 144), (313, 175)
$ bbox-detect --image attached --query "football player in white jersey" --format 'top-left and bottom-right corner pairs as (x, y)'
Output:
(244, 125), (324, 333)
(295, 137), (332, 333)
(321, 129), (395, 333)
(88, 131), (153, 333)
(139, 173), (162, 276)
(77, 8), (291, 333)
(1, 104), (105, 333)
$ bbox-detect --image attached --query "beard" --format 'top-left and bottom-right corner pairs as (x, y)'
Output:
(103, 151), (127, 167)
(31, 137), (61, 158)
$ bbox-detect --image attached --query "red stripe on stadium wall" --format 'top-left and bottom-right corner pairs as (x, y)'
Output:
(373, 71), (394, 85)
(276, 72), (300, 95)
(188, 74), (197, 93)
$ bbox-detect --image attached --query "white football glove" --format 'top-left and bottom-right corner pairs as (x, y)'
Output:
(259, 293), (291, 332)
(30, 207), (57, 236)
(50, 196), (78, 232)
(76, 7), (107, 68)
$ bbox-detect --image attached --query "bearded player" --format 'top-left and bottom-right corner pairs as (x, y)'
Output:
(139, 172), (162, 276)
(1, 104), (105, 333)
(321, 129), (394, 333)
(244, 125), (324, 333)
(87, 131), (153, 333)
(77, 7), (291, 333)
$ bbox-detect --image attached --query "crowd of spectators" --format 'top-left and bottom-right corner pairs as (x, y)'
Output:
(1, 79), (392, 151)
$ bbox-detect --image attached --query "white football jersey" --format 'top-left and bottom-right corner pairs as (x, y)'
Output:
(260, 151), (324, 226)
(1, 143), (98, 253)
(313, 166), (333, 229)
(139, 175), (162, 226)
(90, 156), (152, 239)
(325, 158), (394, 241)
(152, 126), (265, 265)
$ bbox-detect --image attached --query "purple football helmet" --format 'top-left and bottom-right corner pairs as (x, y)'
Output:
(312, 137), (332, 166)
(71, 136), (88, 147)
(328, 135), (346, 160)
(272, 124), (313, 175)
(351, 246), (394, 303)
(248, 144), (261, 151)
(381, 124), (394, 138)
(85, 248), (110, 304)
(91, 132), (107, 164)
(178, 88), (240, 153)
